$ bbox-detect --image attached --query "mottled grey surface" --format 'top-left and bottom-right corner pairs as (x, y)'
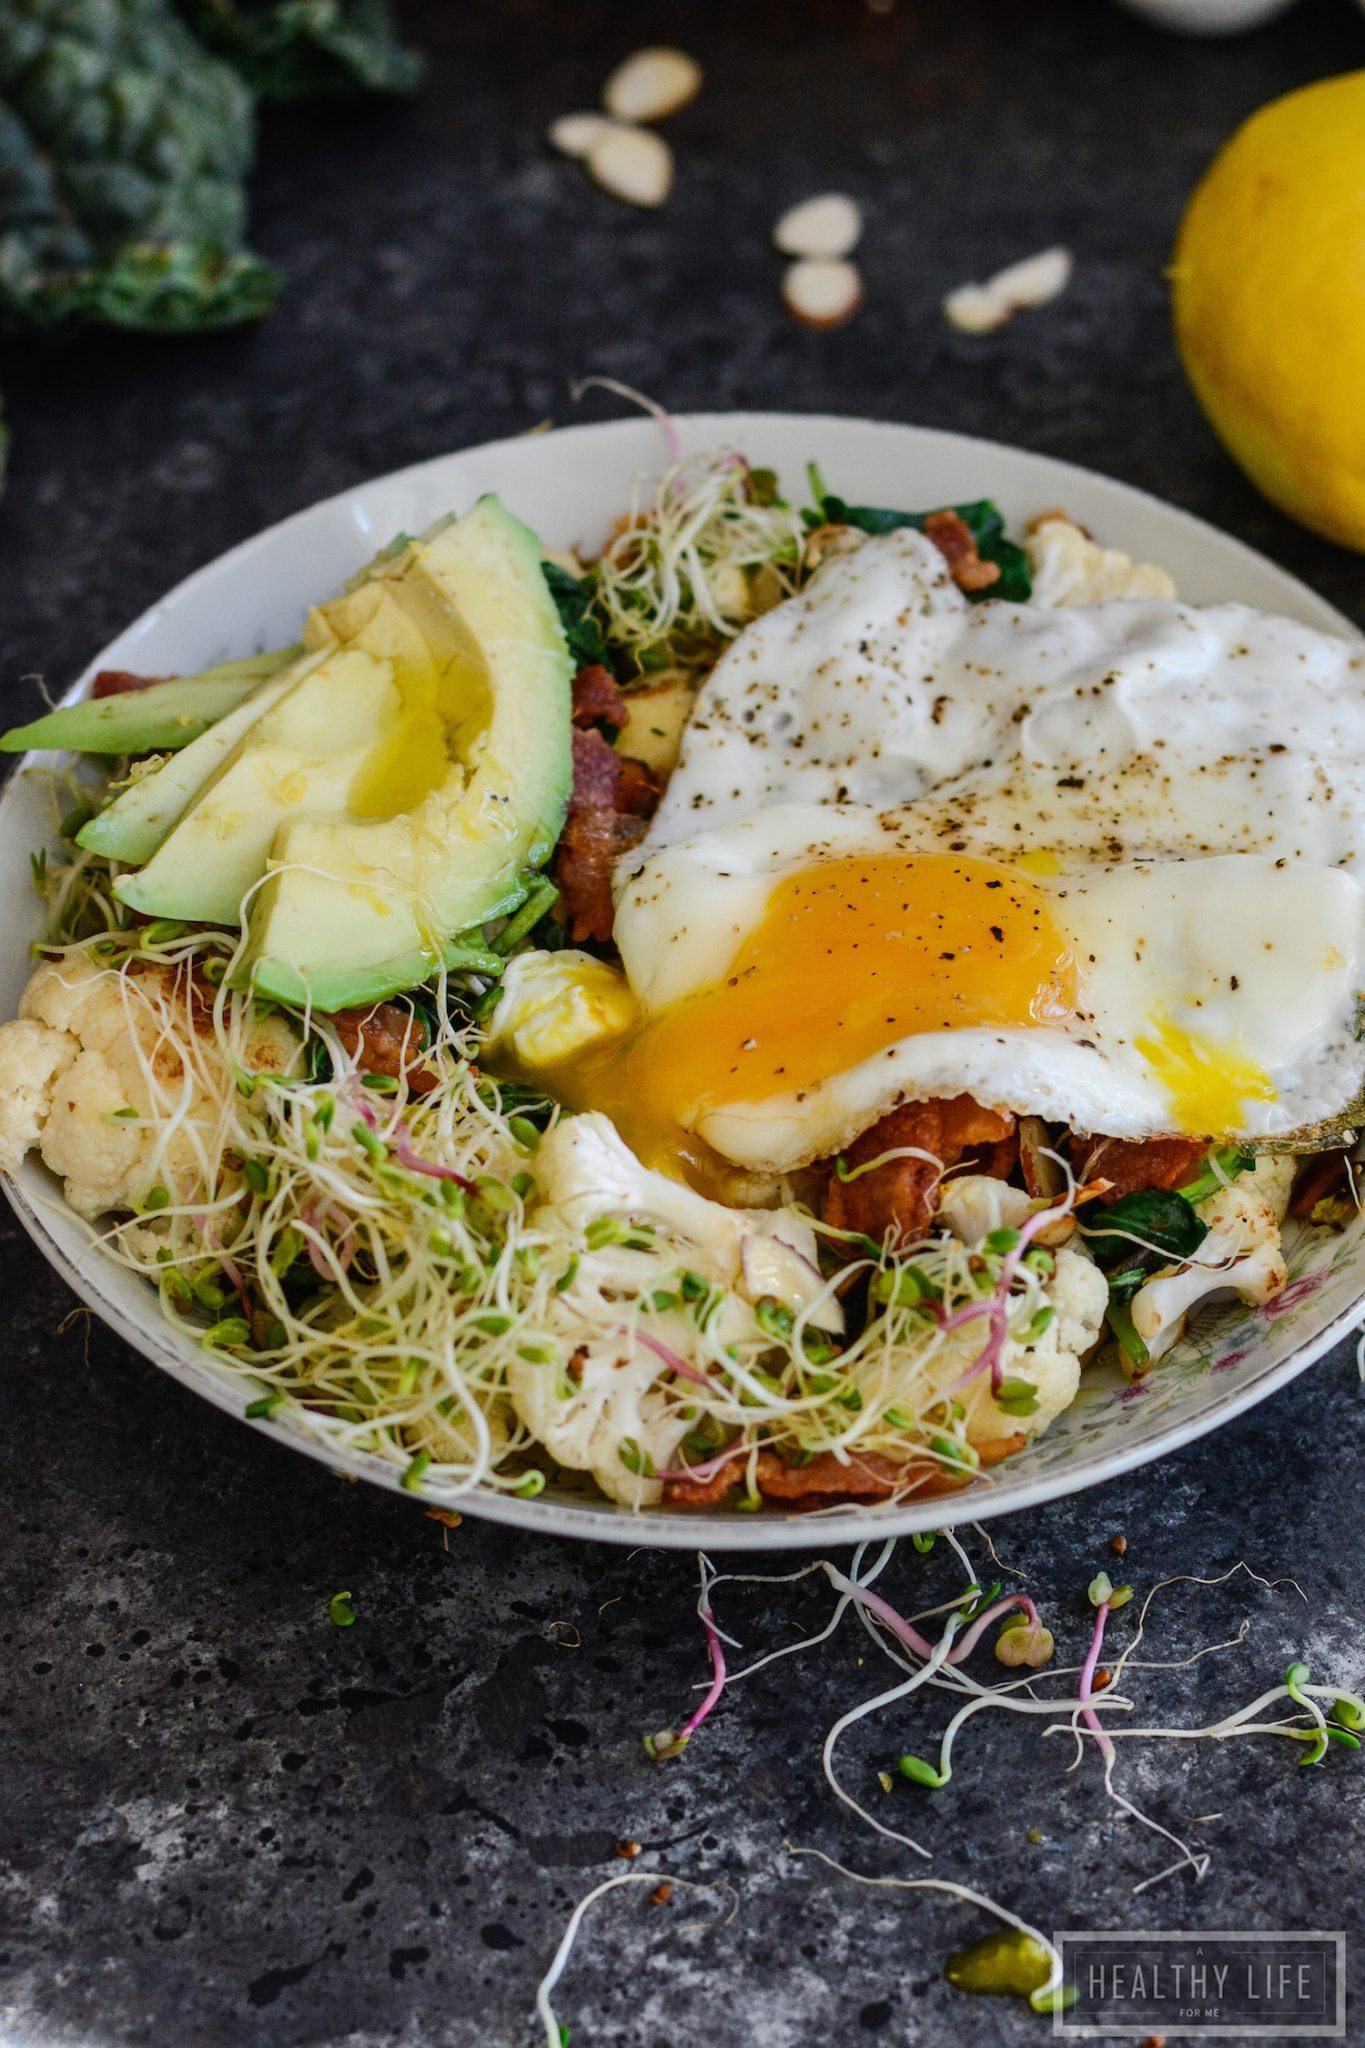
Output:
(2, 2), (1365, 2043)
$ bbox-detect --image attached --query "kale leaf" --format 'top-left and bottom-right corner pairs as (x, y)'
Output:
(0, 0), (278, 331)
(807, 468), (1032, 603)
(542, 561), (617, 675)
(176, 0), (423, 101)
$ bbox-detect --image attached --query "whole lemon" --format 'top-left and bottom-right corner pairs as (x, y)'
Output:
(1171, 71), (1365, 551)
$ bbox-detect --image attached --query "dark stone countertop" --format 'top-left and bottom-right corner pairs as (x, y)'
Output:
(2, 3), (1364, 2043)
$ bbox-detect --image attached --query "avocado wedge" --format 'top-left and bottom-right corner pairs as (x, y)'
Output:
(114, 647), (403, 926)
(243, 496), (573, 1009)
(1, 650), (297, 756)
(79, 649), (327, 866)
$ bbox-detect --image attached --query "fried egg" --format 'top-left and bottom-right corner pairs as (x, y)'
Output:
(504, 527), (1365, 1178)
(604, 809), (1365, 1170)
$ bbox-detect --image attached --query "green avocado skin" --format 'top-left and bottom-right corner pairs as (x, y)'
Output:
(2, 651), (293, 757)
(249, 936), (506, 1014)
(241, 494), (574, 1012)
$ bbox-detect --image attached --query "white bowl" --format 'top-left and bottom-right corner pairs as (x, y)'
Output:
(1111, 0), (1301, 33)
(4, 411), (1361, 1550)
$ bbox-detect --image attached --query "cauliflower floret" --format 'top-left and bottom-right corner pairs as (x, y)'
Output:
(505, 1333), (692, 1510)
(1025, 515), (1176, 606)
(936, 1173), (1076, 1249)
(855, 1240), (1107, 1451)
(0, 951), (300, 1220)
(0, 1017), (80, 1176)
(1131, 1156), (1291, 1364)
(535, 1112), (840, 1328)
(404, 1395), (514, 1473)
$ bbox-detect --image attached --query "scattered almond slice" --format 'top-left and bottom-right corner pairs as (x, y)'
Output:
(943, 245), (1073, 333)
(782, 257), (863, 330)
(773, 193), (863, 261)
(548, 111), (619, 160)
(603, 47), (702, 123)
(586, 125), (674, 209)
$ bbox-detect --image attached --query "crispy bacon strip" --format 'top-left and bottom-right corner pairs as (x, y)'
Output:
(554, 728), (660, 943)
(1069, 1134), (1209, 1203)
(571, 663), (629, 734)
(91, 669), (168, 698)
(664, 1435), (1027, 1508)
(1288, 1149), (1354, 1221)
(330, 1001), (438, 1096)
(820, 1095), (1016, 1248)
(923, 509), (1000, 593)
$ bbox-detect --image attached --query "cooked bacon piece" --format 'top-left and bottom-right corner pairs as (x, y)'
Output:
(571, 663), (630, 734)
(615, 754), (661, 816)
(1070, 1133), (1209, 1203)
(663, 1434), (1027, 1508)
(554, 727), (660, 943)
(923, 509), (1001, 593)
(820, 1095), (1016, 1248)
(90, 669), (169, 698)
(330, 1001), (438, 1095)
(1288, 1149), (1355, 1222)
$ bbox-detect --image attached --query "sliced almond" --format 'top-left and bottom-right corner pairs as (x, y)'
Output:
(944, 246), (1073, 333)
(602, 47), (702, 123)
(782, 257), (863, 330)
(773, 192), (862, 261)
(548, 111), (618, 160)
(586, 125), (674, 209)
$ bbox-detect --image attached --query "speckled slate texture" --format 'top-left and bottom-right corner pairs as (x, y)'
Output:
(2, 2), (1364, 2043)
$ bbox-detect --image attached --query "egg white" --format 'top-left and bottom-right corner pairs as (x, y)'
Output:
(647, 527), (1365, 871)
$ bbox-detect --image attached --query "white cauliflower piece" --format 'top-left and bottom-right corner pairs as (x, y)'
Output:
(535, 1111), (840, 1328)
(405, 1395), (514, 1472)
(504, 1333), (692, 1510)
(865, 1241), (1106, 1450)
(936, 1174), (1076, 1249)
(1025, 515), (1176, 606)
(0, 1018), (80, 1176)
(1131, 1156), (1291, 1364)
(0, 951), (300, 1220)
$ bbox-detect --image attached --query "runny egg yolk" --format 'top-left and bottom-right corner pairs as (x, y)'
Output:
(541, 852), (1078, 1176)
(1133, 1007), (1276, 1134)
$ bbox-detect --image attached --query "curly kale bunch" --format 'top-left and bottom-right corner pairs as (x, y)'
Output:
(181, 0), (422, 100)
(0, 0), (418, 335)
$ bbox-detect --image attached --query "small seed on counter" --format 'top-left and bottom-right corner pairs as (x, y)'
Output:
(944, 246), (1073, 333)
(614, 1839), (642, 1860)
(548, 111), (619, 160)
(1110, 1532), (1129, 1555)
(782, 257), (864, 330)
(774, 192), (863, 261)
(603, 47), (702, 123)
(586, 124), (674, 208)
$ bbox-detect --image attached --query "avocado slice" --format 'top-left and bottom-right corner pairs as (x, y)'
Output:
(0, 650), (297, 756)
(114, 648), (402, 925)
(244, 496), (572, 1009)
(79, 649), (328, 866)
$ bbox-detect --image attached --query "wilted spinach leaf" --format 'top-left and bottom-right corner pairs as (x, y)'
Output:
(805, 466), (1032, 603)
(542, 561), (616, 674)
(177, 0), (423, 100)
(1082, 1187), (1208, 1270)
